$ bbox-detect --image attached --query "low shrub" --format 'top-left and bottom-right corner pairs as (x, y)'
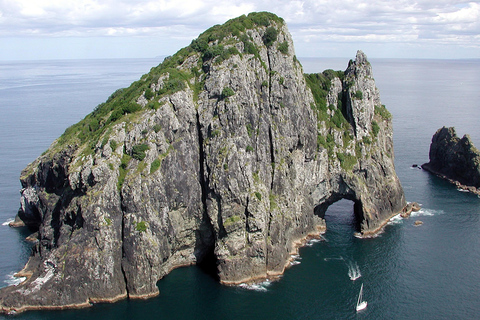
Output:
(132, 144), (149, 161)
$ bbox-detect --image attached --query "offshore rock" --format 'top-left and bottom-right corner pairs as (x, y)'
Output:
(0, 12), (406, 313)
(422, 127), (480, 194)
(400, 202), (421, 218)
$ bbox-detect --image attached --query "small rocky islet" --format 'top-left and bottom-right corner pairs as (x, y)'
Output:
(422, 126), (480, 195)
(1, 12), (408, 314)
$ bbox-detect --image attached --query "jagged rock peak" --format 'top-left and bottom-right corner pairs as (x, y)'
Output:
(1, 12), (406, 314)
(422, 126), (480, 192)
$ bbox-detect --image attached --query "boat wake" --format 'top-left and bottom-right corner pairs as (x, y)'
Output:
(347, 260), (362, 281)
(324, 256), (362, 281)
(323, 256), (344, 262)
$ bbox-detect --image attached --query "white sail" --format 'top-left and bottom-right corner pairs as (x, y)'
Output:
(356, 283), (368, 312)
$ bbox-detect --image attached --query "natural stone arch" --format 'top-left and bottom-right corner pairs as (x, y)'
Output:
(314, 192), (365, 233)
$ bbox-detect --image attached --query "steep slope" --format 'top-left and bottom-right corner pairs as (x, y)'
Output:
(1, 12), (406, 313)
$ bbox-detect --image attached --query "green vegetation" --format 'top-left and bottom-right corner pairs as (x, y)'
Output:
(153, 124), (162, 133)
(354, 90), (363, 100)
(269, 193), (278, 210)
(254, 191), (262, 201)
(246, 123), (254, 137)
(104, 217), (112, 226)
(132, 144), (149, 161)
(110, 140), (118, 151)
(278, 41), (288, 54)
(47, 12), (285, 160)
(150, 158), (161, 174)
(305, 69), (351, 156)
(135, 221), (147, 232)
(191, 12), (283, 62)
(223, 215), (241, 227)
(337, 152), (357, 171)
(246, 145), (254, 152)
(117, 154), (131, 191)
(263, 27), (278, 47)
(374, 104), (392, 121)
(305, 70), (344, 116)
(372, 121), (380, 137)
(221, 87), (235, 99)
(144, 88), (154, 100)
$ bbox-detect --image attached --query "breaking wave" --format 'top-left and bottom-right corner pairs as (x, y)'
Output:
(2, 219), (14, 226)
(411, 208), (443, 217)
(239, 279), (272, 292)
(4, 272), (26, 287)
(306, 238), (321, 247)
(290, 254), (302, 266)
(387, 214), (403, 225)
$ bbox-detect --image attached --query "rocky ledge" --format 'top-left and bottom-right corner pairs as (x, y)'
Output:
(0, 12), (406, 314)
(422, 127), (480, 195)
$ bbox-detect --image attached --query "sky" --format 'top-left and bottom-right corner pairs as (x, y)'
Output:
(1, 0), (479, 60)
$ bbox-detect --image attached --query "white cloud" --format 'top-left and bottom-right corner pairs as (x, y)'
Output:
(0, 0), (479, 59)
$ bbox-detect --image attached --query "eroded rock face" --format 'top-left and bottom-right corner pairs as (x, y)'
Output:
(422, 126), (480, 192)
(0, 13), (406, 313)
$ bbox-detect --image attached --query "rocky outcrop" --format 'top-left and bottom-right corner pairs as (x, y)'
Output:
(422, 127), (480, 194)
(0, 12), (406, 313)
(400, 202), (421, 218)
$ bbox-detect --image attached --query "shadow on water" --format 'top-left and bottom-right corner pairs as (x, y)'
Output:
(323, 199), (358, 244)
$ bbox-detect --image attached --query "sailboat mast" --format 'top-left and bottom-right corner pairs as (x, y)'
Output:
(357, 283), (363, 306)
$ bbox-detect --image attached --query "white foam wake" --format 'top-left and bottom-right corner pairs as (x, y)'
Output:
(347, 261), (362, 281)
(2, 219), (14, 226)
(324, 256), (344, 262)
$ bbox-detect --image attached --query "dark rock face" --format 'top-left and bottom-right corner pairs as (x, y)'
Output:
(0, 13), (406, 313)
(422, 127), (480, 192)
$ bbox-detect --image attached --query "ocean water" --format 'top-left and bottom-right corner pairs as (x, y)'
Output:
(0, 57), (479, 319)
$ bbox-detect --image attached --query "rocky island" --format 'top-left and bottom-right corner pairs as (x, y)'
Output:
(1, 12), (406, 313)
(422, 126), (480, 194)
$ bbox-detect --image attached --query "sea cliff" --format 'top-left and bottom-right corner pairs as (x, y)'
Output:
(1, 12), (406, 313)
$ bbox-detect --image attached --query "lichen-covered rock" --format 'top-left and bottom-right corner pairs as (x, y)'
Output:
(422, 126), (480, 193)
(0, 12), (406, 313)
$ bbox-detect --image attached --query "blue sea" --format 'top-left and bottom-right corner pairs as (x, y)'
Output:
(0, 57), (479, 319)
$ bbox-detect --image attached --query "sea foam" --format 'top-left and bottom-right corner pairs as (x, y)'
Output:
(387, 214), (403, 225)
(2, 219), (14, 226)
(4, 272), (26, 287)
(411, 208), (443, 217)
(239, 279), (271, 292)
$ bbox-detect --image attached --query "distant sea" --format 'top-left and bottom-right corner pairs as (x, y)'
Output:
(0, 57), (479, 319)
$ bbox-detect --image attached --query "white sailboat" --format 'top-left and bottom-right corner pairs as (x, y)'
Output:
(356, 283), (367, 312)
